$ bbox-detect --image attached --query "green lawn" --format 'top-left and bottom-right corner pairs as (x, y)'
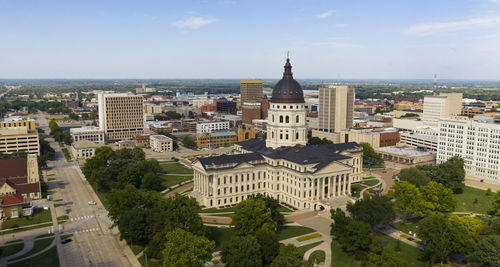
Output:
(1, 209), (52, 230)
(331, 241), (360, 267)
(454, 186), (494, 214)
(376, 235), (427, 267)
(277, 225), (316, 241)
(0, 243), (24, 258)
(138, 253), (162, 267)
(47, 178), (56, 181)
(160, 174), (191, 188)
(351, 184), (366, 198)
(0, 223), (53, 236)
(9, 237), (54, 262)
(8, 245), (60, 267)
(5, 239), (23, 244)
(308, 250), (326, 264)
(298, 241), (323, 253)
(391, 217), (422, 236)
(207, 226), (233, 251)
(35, 233), (54, 239)
(57, 215), (69, 221)
(159, 162), (193, 174)
(61, 147), (72, 162)
(60, 234), (73, 240)
(362, 179), (380, 187)
(201, 206), (238, 213)
(278, 205), (293, 212)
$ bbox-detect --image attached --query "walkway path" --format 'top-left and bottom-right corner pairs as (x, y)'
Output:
(7, 237), (56, 264)
(281, 231), (332, 267)
(164, 182), (194, 198)
(376, 225), (422, 249)
(370, 169), (399, 195)
(359, 177), (383, 199)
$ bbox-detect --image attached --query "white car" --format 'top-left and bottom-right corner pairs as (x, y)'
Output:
(88, 201), (97, 205)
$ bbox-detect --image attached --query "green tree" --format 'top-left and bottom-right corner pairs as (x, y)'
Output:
(222, 236), (262, 267)
(162, 228), (215, 267)
(389, 181), (426, 219)
(330, 208), (350, 237)
(418, 214), (473, 263)
(141, 172), (163, 191)
(307, 137), (333, 145)
(248, 194), (285, 226)
(346, 195), (395, 227)
(434, 156), (465, 193)
(420, 181), (457, 214)
(269, 255), (301, 267)
(396, 167), (431, 187)
(231, 198), (276, 236)
(468, 235), (500, 267)
(359, 142), (383, 165)
(118, 207), (150, 245)
(338, 219), (372, 253)
(366, 247), (408, 267)
(278, 243), (304, 260)
(493, 191), (500, 216)
(255, 229), (279, 265)
(182, 136), (196, 149)
(449, 215), (482, 239)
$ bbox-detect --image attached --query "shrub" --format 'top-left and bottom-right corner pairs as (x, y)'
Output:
(296, 233), (321, 242)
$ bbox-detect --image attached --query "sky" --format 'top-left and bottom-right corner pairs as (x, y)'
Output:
(1, 0), (500, 79)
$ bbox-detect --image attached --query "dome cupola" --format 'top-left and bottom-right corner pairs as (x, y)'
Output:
(271, 57), (304, 103)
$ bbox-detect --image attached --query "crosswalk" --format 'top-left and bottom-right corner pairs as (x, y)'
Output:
(73, 228), (99, 234)
(69, 215), (94, 221)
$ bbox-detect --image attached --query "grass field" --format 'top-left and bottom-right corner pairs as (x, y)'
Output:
(454, 186), (494, 214)
(331, 241), (360, 267)
(2, 209), (52, 230)
(391, 217), (422, 236)
(160, 174), (191, 188)
(207, 226), (233, 251)
(138, 254), (162, 267)
(159, 162), (193, 174)
(9, 245), (60, 267)
(201, 206), (238, 213)
(298, 241), (323, 253)
(277, 225), (316, 241)
(0, 223), (53, 236)
(0, 243), (24, 258)
(351, 184), (366, 198)
(308, 250), (326, 264)
(9, 237), (54, 262)
(362, 179), (380, 187)
(377, 235), (427, 267)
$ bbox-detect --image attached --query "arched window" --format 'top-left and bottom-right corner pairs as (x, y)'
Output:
(286, 116), (289, 123)
(296, 115), (299, 123)
(280, 116), (283, 123)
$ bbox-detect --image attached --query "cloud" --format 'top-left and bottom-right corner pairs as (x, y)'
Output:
(316, 10), (335, 19)
(405, 15), (500, 36)
(172, 16), (215, 29)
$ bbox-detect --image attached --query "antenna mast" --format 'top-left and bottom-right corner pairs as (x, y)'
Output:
(433, 74), (437, 95)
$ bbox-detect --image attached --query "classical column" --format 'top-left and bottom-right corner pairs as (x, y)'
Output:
(320, 177), (325, 200)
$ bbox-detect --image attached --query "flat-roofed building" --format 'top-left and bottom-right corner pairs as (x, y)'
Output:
(196, 121), (230, 134)
(98, 93), (144, 141)
(150, 135), (174, 152)
(318, 85), (355, 133)
(71, 140), (101, 159)
(196, 131), (237, 149)
(240, 79), (263, 104)
(0, 117), (36, 131)
(0, 127), (39, 155)
(376, 145), (436, 165)
(399, 126), (438, 151)
(70, 126), (105, 144)
(437, 115), (500, 184)
(423, 93), (462, 126)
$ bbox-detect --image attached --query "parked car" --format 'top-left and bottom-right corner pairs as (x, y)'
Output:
(61, 238), (72, 244)
(88, 201), (96, 205)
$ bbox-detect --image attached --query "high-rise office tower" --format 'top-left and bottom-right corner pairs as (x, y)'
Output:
(423, 93), (462, 126)
(318, 85), (355, 133)
(98, 93), (144, 141)
(240, 79), (263, 104)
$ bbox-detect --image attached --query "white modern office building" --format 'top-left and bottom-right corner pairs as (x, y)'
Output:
(399, 126), (438, 151)
(422, 93), (462, 126)
(437, 115), (500, 184)
(70, 126), (105, 144)
(196, 121), (230, 134)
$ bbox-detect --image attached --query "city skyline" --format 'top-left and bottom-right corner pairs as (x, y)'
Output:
(2, 0), (500, 79)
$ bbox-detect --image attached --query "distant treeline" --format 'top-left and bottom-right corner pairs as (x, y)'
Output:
(2, 79), (500, 101)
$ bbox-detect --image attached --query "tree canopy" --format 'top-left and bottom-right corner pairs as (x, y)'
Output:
(366, 247), (408, 267)
(359, 142), (384, 166)
(162, 228), (215, 267)
(468, 235), (500, 267)
(330, 208), (372, 253)
(222, 236), (263, 267)
(346, 195), (395, 227)
(231, 198), (277, 236)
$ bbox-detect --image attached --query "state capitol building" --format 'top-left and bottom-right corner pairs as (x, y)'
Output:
(192, 58), (364, 210)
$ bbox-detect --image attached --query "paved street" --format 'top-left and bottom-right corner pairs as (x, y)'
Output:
(37, 113), (139, 267)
